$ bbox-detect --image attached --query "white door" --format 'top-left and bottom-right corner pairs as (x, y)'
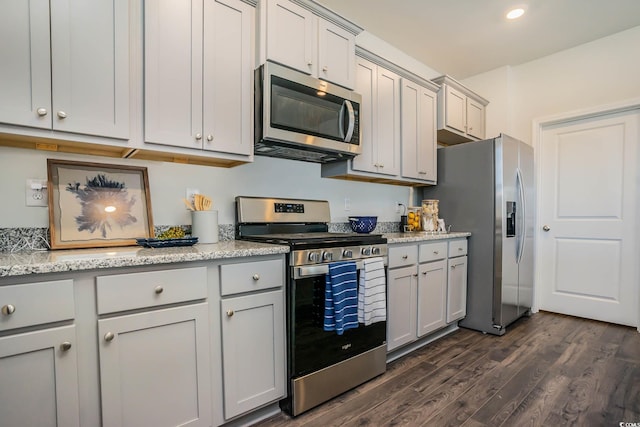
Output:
(538, 110), (639, 326)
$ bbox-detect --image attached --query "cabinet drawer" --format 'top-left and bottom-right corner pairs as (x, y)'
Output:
(418, 241), (448, 263)
(448, 239), (468, 257)
(220, 259), (284, 296)
(388, 244), (418, 268)
(96, 267), (207, 314)
(0, 280), (74, 331)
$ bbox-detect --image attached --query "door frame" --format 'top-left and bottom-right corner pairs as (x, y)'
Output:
(532, 97), (640, 332)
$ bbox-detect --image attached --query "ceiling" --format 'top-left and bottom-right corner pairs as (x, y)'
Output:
(314, 0), (640, 79)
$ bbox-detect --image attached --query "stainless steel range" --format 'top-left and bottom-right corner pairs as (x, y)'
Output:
(235, 196), (388, 416)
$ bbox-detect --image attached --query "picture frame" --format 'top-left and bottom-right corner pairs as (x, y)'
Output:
(47, 159), (154, 250)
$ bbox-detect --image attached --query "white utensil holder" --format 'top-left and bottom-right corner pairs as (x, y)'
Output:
(191, 210), (218, 243)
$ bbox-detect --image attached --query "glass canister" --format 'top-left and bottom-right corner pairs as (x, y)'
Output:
(407, 207), (422, 231)
(421, 199), (439, 232)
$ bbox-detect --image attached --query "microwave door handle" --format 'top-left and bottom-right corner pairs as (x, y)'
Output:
(344, 100), (355, 142)
(338, 101), (346, 140)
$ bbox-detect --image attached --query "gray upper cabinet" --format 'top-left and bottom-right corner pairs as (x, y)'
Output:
(259, 0), (360, 89)
(144, 0), (254, 159)
(0, 0), (130, 139)
(432, 75), (489, 145)
(401, 78), (438, 183)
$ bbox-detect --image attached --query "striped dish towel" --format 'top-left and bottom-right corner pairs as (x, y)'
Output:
(358, 257), (386, 326)
(324, 261), (359, 335)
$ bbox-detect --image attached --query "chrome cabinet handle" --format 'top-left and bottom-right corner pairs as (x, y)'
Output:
(57, 111), (67, 119)
(37, 107), (48, 116)
(60, 342), (72, 352)
(322, 66), (328, 72)
(252, 274), (260, 281)
(195, 133), (202, 140)
(419, 171), (427, 175)
(1, 304), (16, 315)
(433, 250), (439, 255)
(154, 285), (164, 294)
(543, 225), (551, 232)
(226, 310), (234, 317)
(104, 332), (115, 342)
(402, 255), (408, 259)
(206, 134), (213, 141)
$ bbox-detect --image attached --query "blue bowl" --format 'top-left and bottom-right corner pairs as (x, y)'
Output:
(348, 216), (378, 233)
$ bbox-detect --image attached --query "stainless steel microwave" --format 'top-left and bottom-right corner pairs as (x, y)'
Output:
(255, 61), (362, 163)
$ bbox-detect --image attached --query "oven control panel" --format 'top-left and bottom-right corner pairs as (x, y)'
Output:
(291, 244), (388, 267)
(274, 202), (304, 213)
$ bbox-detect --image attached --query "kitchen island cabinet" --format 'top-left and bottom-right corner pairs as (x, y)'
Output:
(0, 0), (129, 140)
(386, 236), (468, 359)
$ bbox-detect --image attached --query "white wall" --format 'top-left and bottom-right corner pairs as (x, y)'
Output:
(463, 26), (640, 144)
(0, 146), (411, 228)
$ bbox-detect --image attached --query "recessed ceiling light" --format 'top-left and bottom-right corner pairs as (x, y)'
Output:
(506, 8), (526, 20)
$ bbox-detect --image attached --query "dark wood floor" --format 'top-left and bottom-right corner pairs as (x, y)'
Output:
(255, 311), (640, 427)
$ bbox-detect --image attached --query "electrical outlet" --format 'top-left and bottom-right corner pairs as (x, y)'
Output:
(186, 188), (200, 208)
(344, 197), (351, 211)
(26, 179), (48, 207)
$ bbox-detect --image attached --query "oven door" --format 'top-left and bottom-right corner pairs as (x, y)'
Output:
(289, 262), (387, 378)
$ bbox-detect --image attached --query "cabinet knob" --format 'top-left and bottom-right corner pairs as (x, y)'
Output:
(154, 285), (164, 294)
(252, 274), (260, 281)
(422, 271), (427, 275)
(402, 254), (408, 259)
(413, 273), (418, 277)
(433, 250), (439, 254)
(1, 304), (16, 315)
(36, 107), (48, 116)
(57, 111), (67, 119)
(307, 60), (313, 66)
(322, 66), (328, 72)
(458, 247), (463, 251)
(60, 342), (72, 352)
(543, 225), (551, 232)
(195, 133), (202, 140)
(104, 332), (115, 342)
(419, 171), (427, 175)
(451, 265), (456, 270)
(226, 310), (234, 317)
(379, 163), (384, 168)
(206, 134), (213, 142)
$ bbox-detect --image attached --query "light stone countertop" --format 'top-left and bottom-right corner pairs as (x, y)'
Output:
(0, 232), (471, 278)
(0, 240), (289, 278)
(383, 231), (471, 244)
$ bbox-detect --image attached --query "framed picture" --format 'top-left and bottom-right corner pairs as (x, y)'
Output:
(47, 159), (154, 249)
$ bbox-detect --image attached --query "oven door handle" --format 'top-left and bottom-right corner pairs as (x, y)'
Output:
(294, 257), (388, 279)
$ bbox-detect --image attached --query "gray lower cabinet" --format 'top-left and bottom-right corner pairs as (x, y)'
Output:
(218, 258), (286, 421)
(0, 279), (80, 427)
(387, 239), (466, 353)
(96, 267), (212, 427)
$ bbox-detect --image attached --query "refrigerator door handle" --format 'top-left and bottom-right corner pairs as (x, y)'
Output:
(516, 168), (526, 264)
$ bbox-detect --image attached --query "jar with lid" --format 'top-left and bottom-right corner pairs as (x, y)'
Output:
(421, 200), (439, 232)
(407, 207), (422, 231)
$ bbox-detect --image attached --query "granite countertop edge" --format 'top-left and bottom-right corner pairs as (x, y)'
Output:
(0, 232), (471, 278)
(0, 241), (290, 278)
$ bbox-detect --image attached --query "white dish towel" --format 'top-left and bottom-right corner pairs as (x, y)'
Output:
(358, 256), (386, 325)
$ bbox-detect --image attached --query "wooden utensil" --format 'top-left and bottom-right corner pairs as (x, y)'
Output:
(182, 198), (194, 211)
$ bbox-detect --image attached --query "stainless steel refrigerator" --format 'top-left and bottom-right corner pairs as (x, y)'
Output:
(423, 134), (534, 335)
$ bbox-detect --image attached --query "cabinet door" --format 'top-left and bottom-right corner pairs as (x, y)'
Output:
(144, 0), (203, 149)
(417, 260), (447, 337)
(317, 19), (355, 89)
(387, 265), (417, 351)
(98, 303), (212, 427)
(265, 0), (315, 75)
(447, 256), (468, 323)
(221, 290), (285, 419)
(466, 97), (485, 139)
(401, 80), (436, 181)
(351, 57), (377, 173)
(50, 0), (129, 139)
(375, 66), (401, 176)
(443, 85), (466, 134)
(0, 325), (80, 427)
(0, 0), (51, 129)
(203, 0), (254, 156)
